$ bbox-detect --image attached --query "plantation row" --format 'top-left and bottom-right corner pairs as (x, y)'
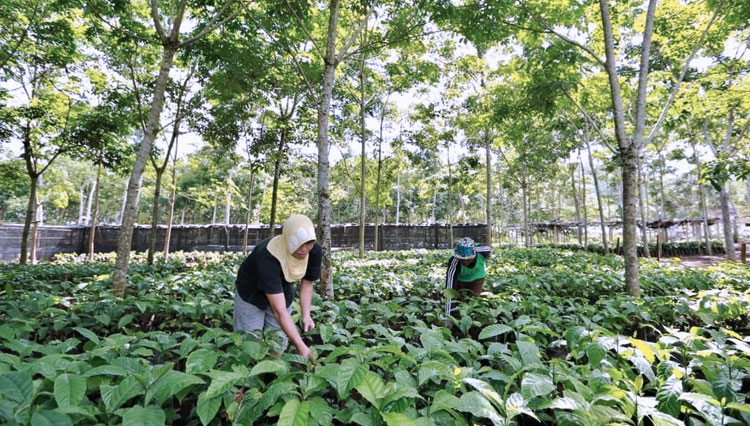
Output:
(0, 249), (749, 425)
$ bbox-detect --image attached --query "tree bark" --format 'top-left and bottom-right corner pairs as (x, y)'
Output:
(224, 177), (232, 224)
(720, 185), (736, 261)
(395, 171), (401, 225)
(29, 184), (41, 264)
(147, 169), (164, 264)
(638, 156), (650, 257)
(20, 174), (38, 265)
(88, 160), (102, 262)
(316, 0), (341, 299)
(112, 45), (178, 296)
(586, 140), (608, 254)
(269, 128), (286, 239)
(570, 162), (581, 245)
(485, 129), (492, 246)
(374, 108), (384, 252)
(358, 48), (366, 257)
(78, 186), (86, 224)
(164, 148), (177, 261)
(242, 166), (255, 254)
(521, 173), (529, 248)
(85, 178), (96, 224)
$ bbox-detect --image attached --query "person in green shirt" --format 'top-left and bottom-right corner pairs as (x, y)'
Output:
(445, 237), (491, 320)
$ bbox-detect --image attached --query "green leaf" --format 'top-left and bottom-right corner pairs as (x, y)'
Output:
(54, 374), (86, 407)
(277, 398), (309, 426)
(586, 342), (605, 368)
(456, 391), (504, 424)
(382, 412), (416, 426)
(205, 368), (250, 399)
(73, 327), (100, 344)
(355, 371), (386, 409)
(83, 365), (129, 377)
(478, 324), (513, 340)
(463, 378), (503, 409)
(119, 405), (165, 426)
(30, 410), (73, 426)
(186, 350), (218, 374)
(249, 360), (288, 376)
(307, 396), (334, 426)
(521, 372), (555, 399)
(516, 340), (541, 366)
(726, 402), (750, 413)
(101, 376), (144, 412)
(146, 371), (204, 406)
(337, 358), (366, 399)
(657, 376), (683, 418)
(118, 314), (135, 329)
(0, 371), (33, 403)
(197, 392), (221, 426)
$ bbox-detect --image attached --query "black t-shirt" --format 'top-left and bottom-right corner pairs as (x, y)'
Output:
(235, 237), (322, 309)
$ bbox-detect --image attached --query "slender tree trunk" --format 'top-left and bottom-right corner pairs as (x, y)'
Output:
(447, 143), (453, 243)
(88, 160), (102, 262)
(20, 174), (39, 264)
(580, 154), (589, 247)
(147, 169), (164, 264)
(720, 185), (736, 261)
(395, 171), (401, 225)
(224, 178), (232, 224)
(571, 163), (581, 245)
(243, 166), (255, 254)
(78, 185), (86, 224)
(163, 150), (177, 261)
(29, 186), (41, 264)
(269, 129), (286, 239)
(586, 140), (608, 254)
(638, 157), (650, 257)
(358, 50), (366, 257)
(113, 45), (178, 296)
(659, 154), (666, 221)
(485, 130), (492, 246)
(85, 178), (95, 224)
(746, 178), (750, 214)
(316, 0), (341, 298)
(374, 110), (384, 252)
(211, 192), (218, 226)
(521, 174), (529, 248)
(118, 178), (127, 225)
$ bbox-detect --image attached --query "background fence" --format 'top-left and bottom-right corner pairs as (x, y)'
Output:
(0, 223), (489, 261)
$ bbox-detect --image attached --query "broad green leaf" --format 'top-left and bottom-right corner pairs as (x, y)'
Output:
(307, 396), (334, 426)
(629, 338), (655, 364)
(463, 378), (503, 409)
(456, 391), (504, 424)
(30, 409), (73, 426)
(356, 372), (386, 409)
(418, 361), (452, 386)
(382, 412), (416, 426)
(84, 365), (129, 377)
(0, 371), (33, 403)
(586, 343), (606, 368)
(521, 372), (555, 399)
(337, 358), (366, 399)
(648, 411), (685, 426)
(249, 360), (288, 376)
(54, 374), (86, 407)
(516, 341), (541, 366)
(549, 397), (579, 410)
(629, 356), (656, 382)
(72, 327), (100, 344)
(726, 402), (750, 413)
(196, 392), (221, 426)
(278, 398), (309, 426)
(205, 369), (250, 399)
(656, 376), (683, 417)
(101, 376), (144, 412)
(146, 371), (204, 406)
(118, 314), (135, 329)
(478, 324), (513, 340)
(119, 405), (165, 426)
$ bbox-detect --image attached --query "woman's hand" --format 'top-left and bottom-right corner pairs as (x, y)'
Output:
(297, 343), (315, 363)
(301, 314), (315, 332)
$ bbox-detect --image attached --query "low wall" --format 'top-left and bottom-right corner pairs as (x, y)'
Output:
(0, 223), (489, 261)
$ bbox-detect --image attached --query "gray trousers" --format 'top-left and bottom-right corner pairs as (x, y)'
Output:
(233, 292), (292, 352)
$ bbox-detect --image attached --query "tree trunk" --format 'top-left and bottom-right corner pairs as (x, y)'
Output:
(586, 140), (608, 254)
(118, 177), (128, 225)
(691, 145), (712, 255)
(224, 178), (232, 225)
(243, 166), (255, 254)
(316, 0), (341, 299)
(358, 51), (366, 257)
(269, 129), (286, 239)
(211, 192), (218, 226)
(579, 153), (589, 247)
(395, 171), (401, 225)
(485, 129), (492, 246)
(374, 110), (384, 252)
(29, 185), (42, 264)
(746, 178), (750, 214)
(163, 150), (177, 261)
(571, 163), (581, 245)
(147, 168), (164, 264)
(622, 146), (641, 296)
(638, 157), (650, 257)
(88, 160), (102, 262)
(20, 174), (39, 264)
(521, 174), (529, 248)
(720, 184), (736, 261)
(85, 178), (96, 224)
(113, 45), (178, 296)
(78, 185), (86, 224)
(658, 153), (666, 221)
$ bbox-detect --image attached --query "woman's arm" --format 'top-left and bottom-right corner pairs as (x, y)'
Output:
(266, 292), (312, 361)
(299, 279), (315, 332)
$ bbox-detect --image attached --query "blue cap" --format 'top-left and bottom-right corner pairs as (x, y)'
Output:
(454, 237), (476, 259)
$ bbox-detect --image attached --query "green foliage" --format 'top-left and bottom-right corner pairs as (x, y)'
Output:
(1, 248), (749, 424)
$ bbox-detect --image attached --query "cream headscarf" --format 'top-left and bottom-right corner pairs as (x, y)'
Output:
(267, 215), (317, 282)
